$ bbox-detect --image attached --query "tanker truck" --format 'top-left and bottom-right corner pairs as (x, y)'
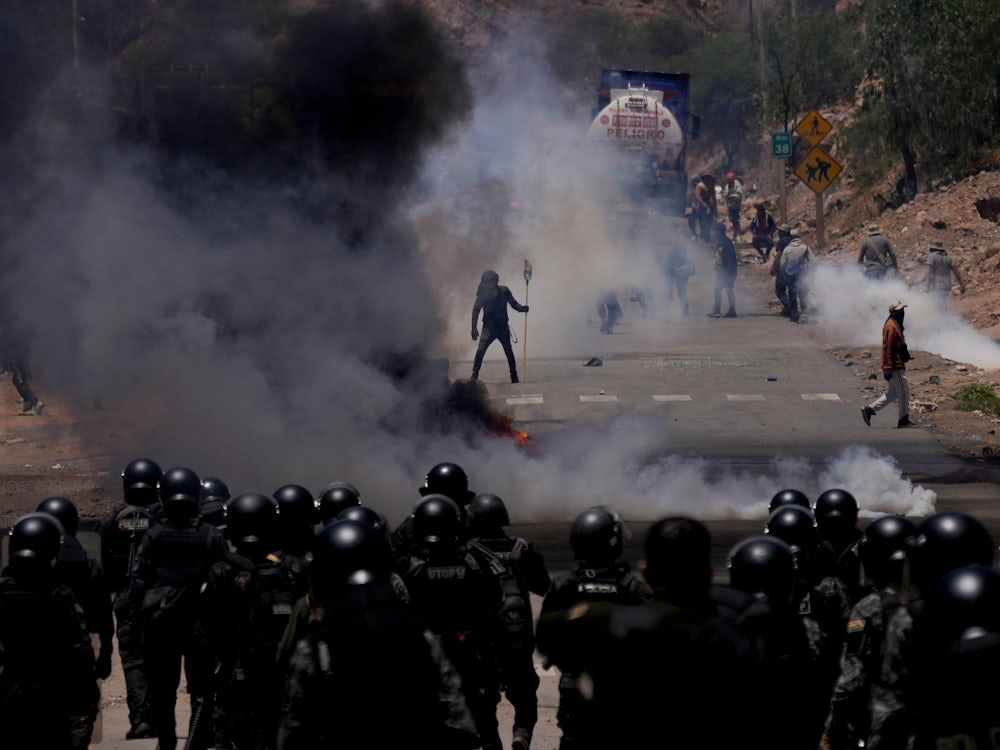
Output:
(588, 69), (699, 212)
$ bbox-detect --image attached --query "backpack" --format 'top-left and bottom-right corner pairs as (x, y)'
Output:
(468, 540), (533, 650)
(783, 255), (806, 281)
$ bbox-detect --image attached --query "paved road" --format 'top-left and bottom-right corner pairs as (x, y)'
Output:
(91, 248), (1000, 749)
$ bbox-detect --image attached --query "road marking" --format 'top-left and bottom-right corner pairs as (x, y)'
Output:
(801, 393), (841, 401)
(580, 395), (619, 402)
(506, 396), (544, 405)
(653, 395), (693, 402)
(726, 394), (766, 401)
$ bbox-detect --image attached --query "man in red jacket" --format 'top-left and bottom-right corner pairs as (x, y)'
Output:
(862, 299), (912, 428)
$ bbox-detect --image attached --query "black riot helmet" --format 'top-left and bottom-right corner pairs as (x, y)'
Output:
(274, 484), (319, 526)
(860, 514), (917, 588)
(913, 512), (995, 593)
(200, 477), (231, 531)
(814, 489), (860, 539)
(122, 458), (163, 507)
(8, 512), (64, 567)
(225, 492), (279, 551)
(570, 505), (628, 566)
(158, 466), (203, 520)
(768, 489), (811, 513)
(309, 519), (393, 602)
(764, 505), (817, 557)
(336, 505), (390, 539)
(924, 564), (1000, 646)
(201, 477), (231, 503)
(466, 493), (510, 537)
(412, 494), (461, 547)
(36, 496), (79, 537)
(419, 462), (475, 506)
(318, 482), (362, 525)
(727, 535), (796, 606)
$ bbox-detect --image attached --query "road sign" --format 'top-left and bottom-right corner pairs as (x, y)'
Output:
(793, 145), (842, 195)
(795, 110), (832, 146)
(772, 132), (792, 158)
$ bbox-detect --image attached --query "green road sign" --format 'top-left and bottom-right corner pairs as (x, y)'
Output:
(772, 132), (792, 158)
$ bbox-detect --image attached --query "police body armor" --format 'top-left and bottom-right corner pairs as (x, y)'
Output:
(103, 503), (160, 593)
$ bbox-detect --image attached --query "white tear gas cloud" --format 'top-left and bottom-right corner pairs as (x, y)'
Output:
(471, 414), (936, 524)
(807, 261), (1000, 370)
(0, 7), (936, 528)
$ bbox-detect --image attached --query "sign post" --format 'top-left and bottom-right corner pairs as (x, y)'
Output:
(772, 132), (792, 224)
(522, 259), (532, 381)
(792, 111), (840, 250)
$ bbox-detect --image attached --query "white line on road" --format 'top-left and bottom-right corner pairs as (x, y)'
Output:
(506, 396), (545, 405)
(726, 394), (766, 401)
(801, 393), (842, 401)
(579, 395), (620, 402)
(653, 395), (694, 402)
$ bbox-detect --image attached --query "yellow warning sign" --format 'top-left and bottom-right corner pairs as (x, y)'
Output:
(794, 145), (842, 195)
(795, 110), (832, 146)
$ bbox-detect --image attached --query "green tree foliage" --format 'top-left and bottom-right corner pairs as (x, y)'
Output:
(671, 31), (758, 167)
(843, 0), (1000, 192)
(754, 0), (863, 132)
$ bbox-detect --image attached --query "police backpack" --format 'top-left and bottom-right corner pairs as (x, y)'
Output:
(469, 540), (533, 649)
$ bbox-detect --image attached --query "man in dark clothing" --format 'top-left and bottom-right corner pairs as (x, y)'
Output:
(708, 222), (738, 318)
(128, 467), (229, 750)
(396, 495), (500, 750)
(96, 457), (164, 739)
(537, 516), (762, 750)
(278, 519), (479, 750)
(770, 223), (794, 314)
(466, 493), (551, 750)
(0, 513), (99, 749)
(204, 492), (305, 750)
(37, 497), (115, 683)
(0, 321), (44, 414)
(471, 269), (529, 383)
(535, 506), (652, 750)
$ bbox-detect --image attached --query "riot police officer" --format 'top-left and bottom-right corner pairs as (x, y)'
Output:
(535, 506), (652, 750)
(205, 491), (303, 750)
(466, 493), (551, 750)
(391, 462), (477, 555)
(278, 519), (479, 750)
(870, 511), (995, 749)
(128, 466), (229, 750)
(96, 457), (164, 739)
(768, 488), (811, 513)
(37, 496), (115, 682)
(317, 480), (362, 526)
(722, 535), (832, 748)
(0, 513), (99, 749)
(199, 476), (231, 540)
(813, 488), (865, 603)
(826, 514), (917, 750)
(396, 494), (500, 749)
(538, 516), (762, 749)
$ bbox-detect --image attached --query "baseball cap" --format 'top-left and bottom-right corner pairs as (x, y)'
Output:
(868, 224), (880, 234)
(889, 299), (907, 313)
(726, 172), (735, 179)
(929, 239), (945, 250)
(777, 223), (792, 234)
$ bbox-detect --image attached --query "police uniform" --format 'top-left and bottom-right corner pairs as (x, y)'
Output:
(128, 517), (228, 750)
(96, 499), (162, 736)
(536, 562), (652, 750)
(0, 563), (98, 749)
(468, 532), (551, 750)
(398, 537), (500, 749)
(277, 582), (480, 750)
(826, 586), (905, 750)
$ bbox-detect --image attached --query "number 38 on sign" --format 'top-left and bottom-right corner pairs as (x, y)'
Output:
(772, 132), (792, 158)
